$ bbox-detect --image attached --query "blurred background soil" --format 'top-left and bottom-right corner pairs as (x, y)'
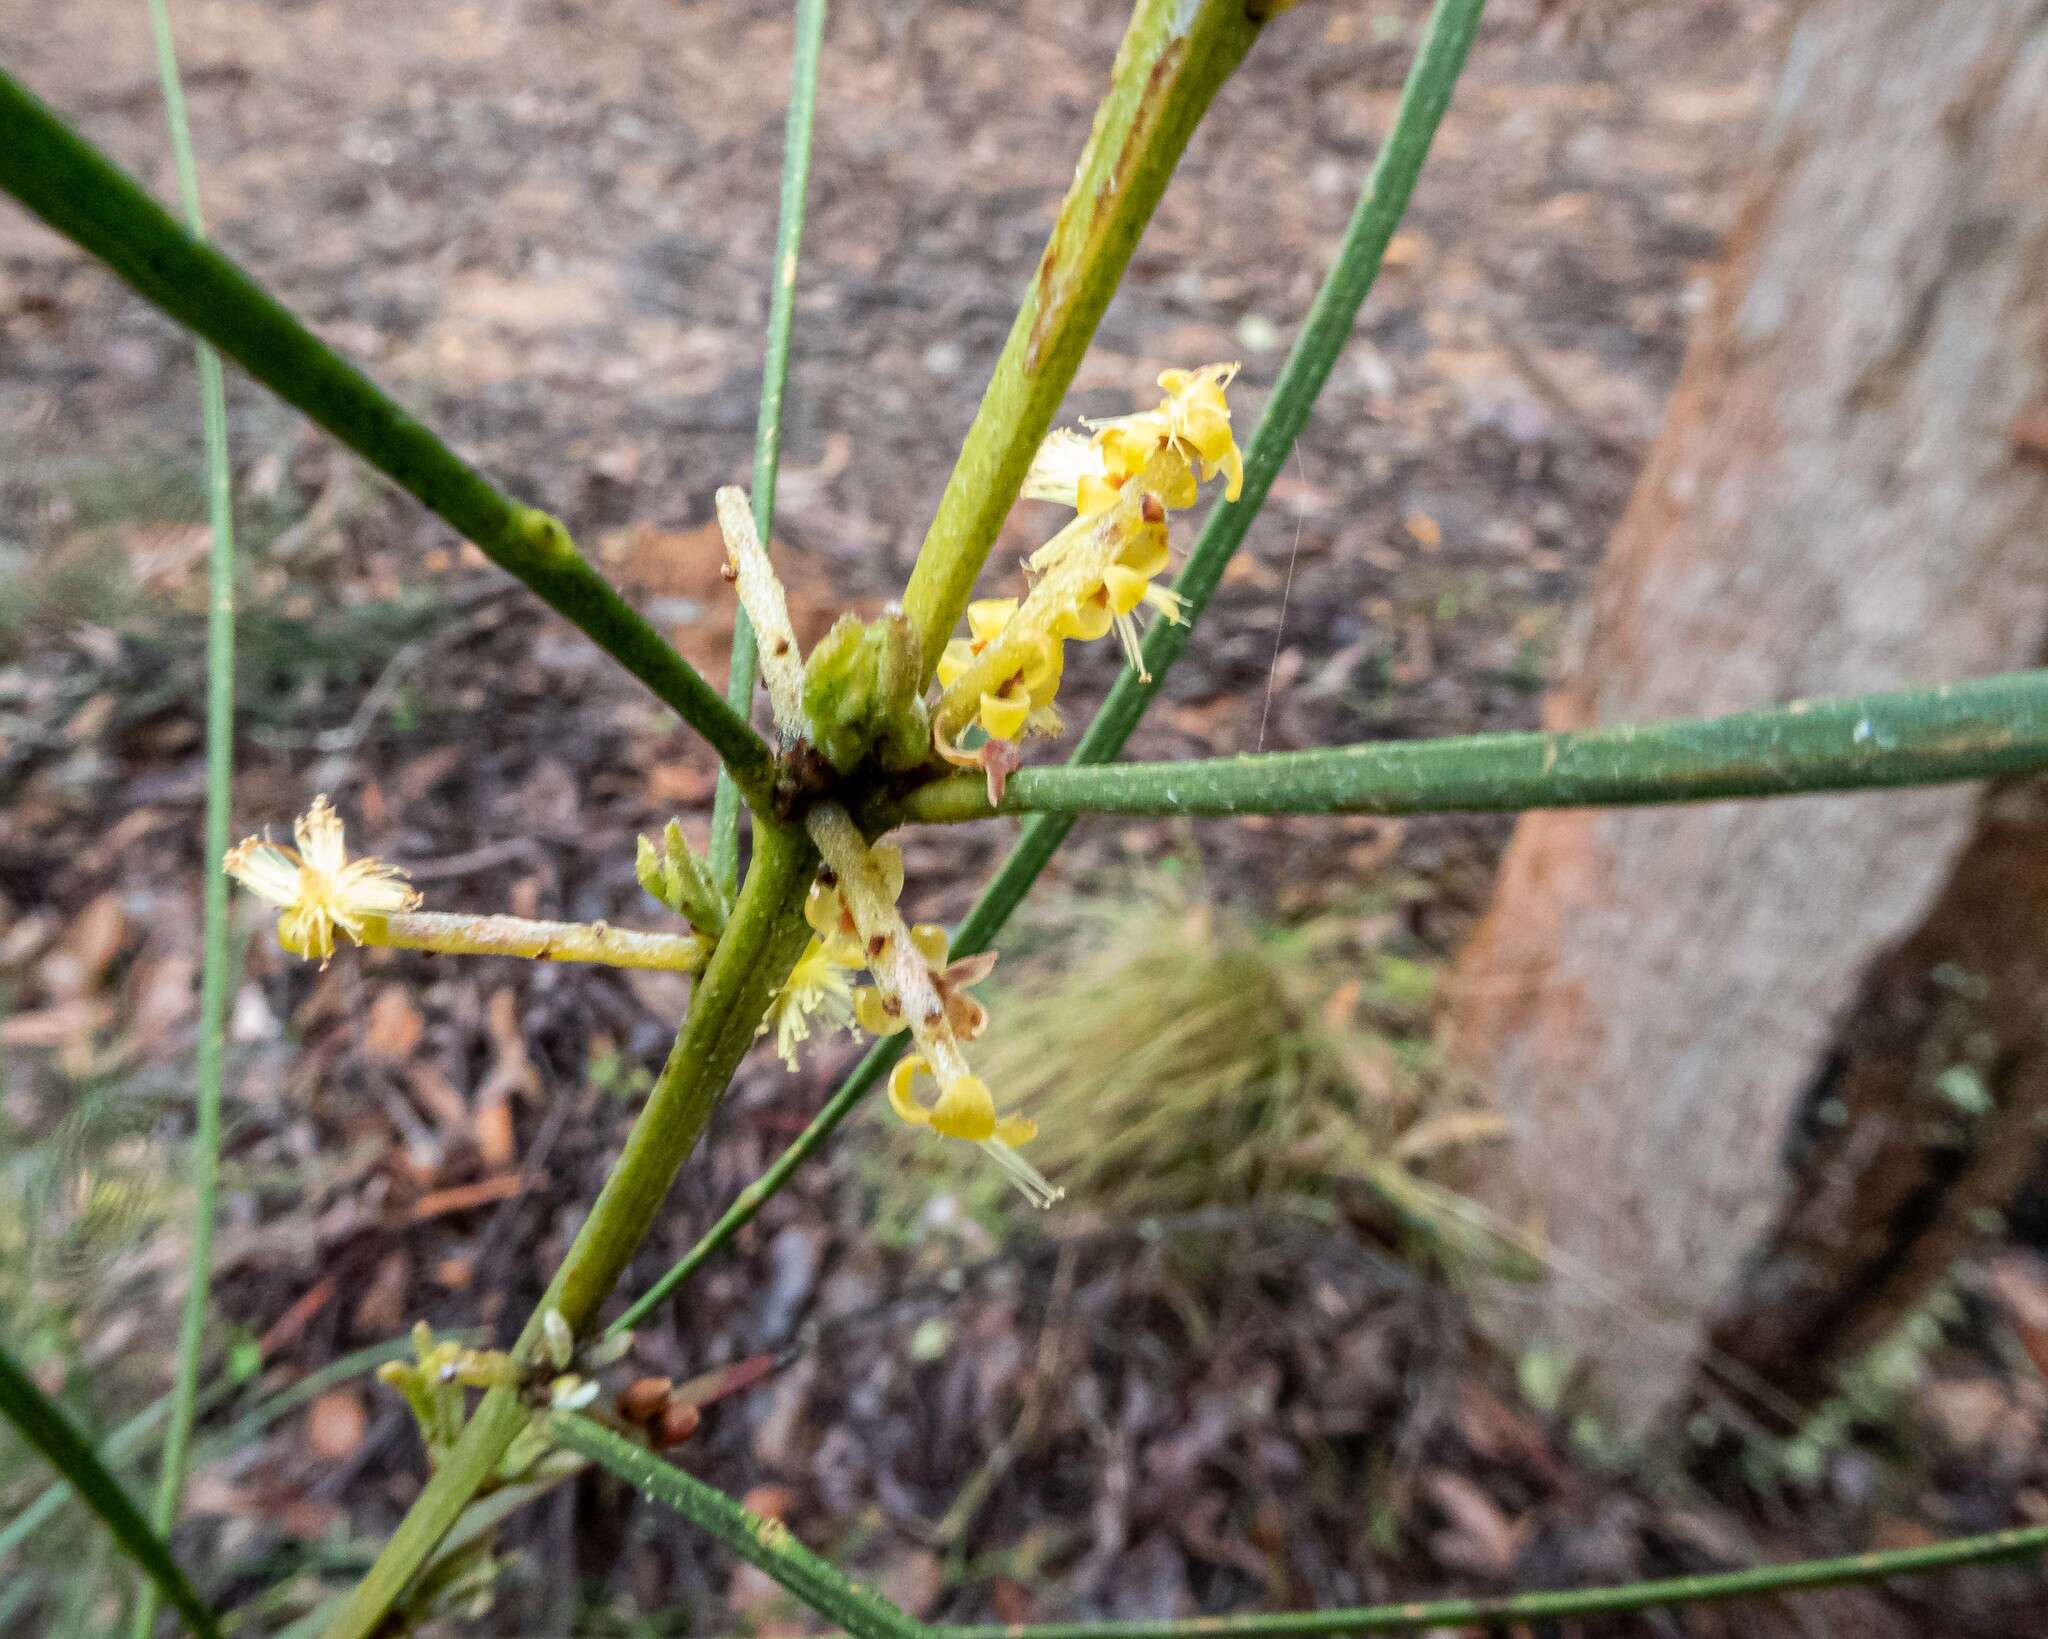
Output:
(4, 0), (2045, 1632)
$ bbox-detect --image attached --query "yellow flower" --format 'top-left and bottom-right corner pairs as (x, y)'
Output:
(1154, 363), (1244, 500)
(1022, 429), (1122, 517)
(886, 1053), (1057, 1207)
(937, 599), (1065, 745)
(764, 935), (859, 1071)
(223, 795), (419, 965)
(1075, 361), (1243, 503)
(758, 848), (911, 1071)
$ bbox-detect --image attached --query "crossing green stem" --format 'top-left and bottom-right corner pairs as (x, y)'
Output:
(711, 0), (831, 891)
(933, 1522), (2048, 1637)
(897, 0), (1271, 677)
(894, 672), (2048, 823)
(318, 827), (817, 1639)
(0, 66), (773, 807)
(612, 0), (1489, 1315)
(134, 6), (234, 1635)
(549, 1413), (926, 1639)
(0, 1343), (223, 1639)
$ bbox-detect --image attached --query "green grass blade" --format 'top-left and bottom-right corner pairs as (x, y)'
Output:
(0, 1342), (224, 1639)
(547, 1412), (925, 1639)
(710, 0), (830, 893)
(0, 1336), (424, 1565)
(931, 1520), (2048, 1636)
(132, 6), (233, 1635)
(608, 0), (1488, 1326)
(0, 66), (773, 801)
(896, 671), (2048, 822)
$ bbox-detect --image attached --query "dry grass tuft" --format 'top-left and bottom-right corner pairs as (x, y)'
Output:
(869, 873), (1502, 1239)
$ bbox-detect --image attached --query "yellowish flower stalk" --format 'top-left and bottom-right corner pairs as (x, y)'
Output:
(808, 803), (1059, 1208)
(715, 484), (808, 737)
(365, 911), (710, 972)
(225, 798), (710, 973)
(719, 485), (1058, 1201)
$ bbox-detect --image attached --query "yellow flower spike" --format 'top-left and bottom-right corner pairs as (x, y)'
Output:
(929, 1074), (999, 1142)
(886, 1054), (933, 1127)
(224, 795), (420, 967)
(978, 688), (1031, 742)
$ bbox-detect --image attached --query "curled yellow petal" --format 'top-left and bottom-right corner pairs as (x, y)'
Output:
(1117, 527), (1171, 579)
(1214, 443), (1244, 502)
(937, 638), (976, 689)
(887, 1055), (932, 1127)
(908, 923), (949, 968)
(928, 1074), (998, 1142)
(1103, 564), (1150, 617)
(979, 689), (1030, 742)
(1056, 593), (1114, 642)
(854, 986), (907, 1036)
(966, 598), (1018, 646)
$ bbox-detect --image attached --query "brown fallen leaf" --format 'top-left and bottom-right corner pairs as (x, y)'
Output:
(363, 985), (425, 1062)
(307, 1389), (367, 1460)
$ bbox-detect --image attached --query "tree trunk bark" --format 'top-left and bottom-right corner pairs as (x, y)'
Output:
(1708, 776), (2048, 1420)
(1450, 0), (2048, 1434)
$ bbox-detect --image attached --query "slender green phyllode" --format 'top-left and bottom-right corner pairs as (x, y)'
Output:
(0, 66), (772, 804)
(609, 0), (1492, 1323)
(711, 0), (831, 891)
(549, 1413), (926, 1639)
(0, 1343), (224, 1639)
(894, 672), (2048, 823)
(930, 1521), (2048, 1638)
(134, 5), (236, 1637)
(897, 0), (1268, 678)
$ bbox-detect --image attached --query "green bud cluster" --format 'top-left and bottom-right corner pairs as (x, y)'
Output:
(636, 819), (731, 936)
(800, 612), (932, 775)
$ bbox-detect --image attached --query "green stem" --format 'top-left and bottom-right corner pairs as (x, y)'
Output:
(933, 1522), (2048, 1638)
(318, 826), (817, 1639)
(710, 0), (830, 892)
(0, 66), (773, 807)
(0, 1344), (223, 1639)
(894, 672), (2048, 823)
(548, 1413), (926, 1639)
(897, 0), (1271, 677)
(136, 7), (233, 1635)
(613, 0), (1488, 1310)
